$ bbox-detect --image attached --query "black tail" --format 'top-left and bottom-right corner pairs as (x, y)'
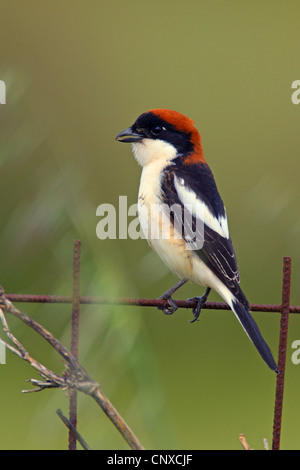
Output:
(231, 299), (278, 373)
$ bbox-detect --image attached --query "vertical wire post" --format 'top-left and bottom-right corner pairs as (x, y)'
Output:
(272, 256), (291, 450)
(69, 239), (82, 450)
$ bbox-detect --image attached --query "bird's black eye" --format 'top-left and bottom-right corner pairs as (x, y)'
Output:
(151, 125), (164, 136)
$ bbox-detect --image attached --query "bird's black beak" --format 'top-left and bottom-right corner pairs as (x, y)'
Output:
(115, 127), (144, 143)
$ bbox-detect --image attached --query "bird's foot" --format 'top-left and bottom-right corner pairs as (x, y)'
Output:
(157, 294), (178, 315)
(188, 288), (211, 323)
(156, 279), (187, 316)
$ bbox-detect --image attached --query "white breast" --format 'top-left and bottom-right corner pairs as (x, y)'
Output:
(137, 162), (194, 280)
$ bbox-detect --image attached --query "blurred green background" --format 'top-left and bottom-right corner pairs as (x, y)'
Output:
(0, 0), (299, 450)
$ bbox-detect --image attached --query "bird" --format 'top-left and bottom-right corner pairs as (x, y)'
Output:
(116, 109), (278, 373)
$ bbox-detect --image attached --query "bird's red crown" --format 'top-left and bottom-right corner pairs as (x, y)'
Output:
(149, 108), (206, 164)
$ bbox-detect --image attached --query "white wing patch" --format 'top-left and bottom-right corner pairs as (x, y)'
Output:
(174, 174), (230, 239)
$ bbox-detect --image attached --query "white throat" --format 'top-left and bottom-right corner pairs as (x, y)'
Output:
(132, 138), (177, 167)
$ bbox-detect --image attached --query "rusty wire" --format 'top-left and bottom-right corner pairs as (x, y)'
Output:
(272, 257), (292, 450)
(3, 244), (298, 450)
(69, 240), (81, 451)
(4, 294), (300, 314)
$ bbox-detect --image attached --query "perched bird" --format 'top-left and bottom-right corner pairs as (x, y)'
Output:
(116, 109), (278, 372)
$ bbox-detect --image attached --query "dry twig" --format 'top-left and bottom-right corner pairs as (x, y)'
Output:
(239, 434), (269, 450)
(0, 286), (144, 450)
(239, 434), (253, 450)
(56, 408), (91, 450)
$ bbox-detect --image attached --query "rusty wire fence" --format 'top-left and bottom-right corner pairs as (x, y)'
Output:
(3, 240), (300, 450)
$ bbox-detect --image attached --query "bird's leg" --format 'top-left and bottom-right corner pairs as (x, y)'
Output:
(188, 287), (211, 323)
(157, 279), (187, 315)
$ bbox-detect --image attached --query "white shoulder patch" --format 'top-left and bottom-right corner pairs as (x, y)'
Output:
(174, 174), (230, 239)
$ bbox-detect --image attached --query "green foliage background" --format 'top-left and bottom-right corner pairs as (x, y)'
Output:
(0, 0), (299, 450)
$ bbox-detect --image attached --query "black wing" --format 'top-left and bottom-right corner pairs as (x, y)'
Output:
(160, 161), (250, 309)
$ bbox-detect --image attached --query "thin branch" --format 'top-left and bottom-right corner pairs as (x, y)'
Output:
(0, 305), (65, 389)
(239, 434), (269, 450)
(0, 286), (144, 450)
(56, 409), (91, 450)
(239, 434), (253, 450)
(263, 438), (269, 451)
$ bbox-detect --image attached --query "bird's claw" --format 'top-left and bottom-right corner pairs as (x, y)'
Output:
(157, 295), (178, 315)
(188, 296), (206, 323)
(188, 288), (211, 323)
